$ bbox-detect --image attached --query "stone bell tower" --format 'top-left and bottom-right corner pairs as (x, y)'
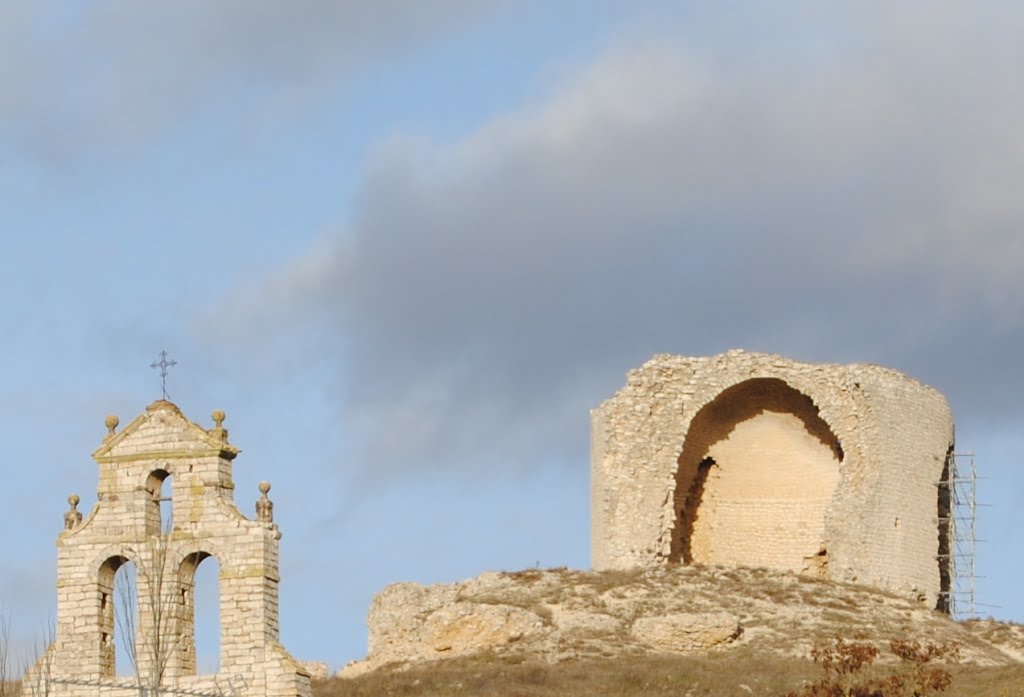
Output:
(33, 400), (311, 697)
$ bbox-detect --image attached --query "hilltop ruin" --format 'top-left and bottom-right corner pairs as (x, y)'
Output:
(590, 350), (955, 609)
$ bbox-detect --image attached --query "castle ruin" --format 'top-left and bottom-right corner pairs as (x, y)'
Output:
(30, 400), (311, 697)
(591, 350), (955, 609)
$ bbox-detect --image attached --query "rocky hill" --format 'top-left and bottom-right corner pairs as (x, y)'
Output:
(338, 565), (1022, 679)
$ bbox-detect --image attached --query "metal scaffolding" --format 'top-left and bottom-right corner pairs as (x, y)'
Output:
(938, 451), (978, 620)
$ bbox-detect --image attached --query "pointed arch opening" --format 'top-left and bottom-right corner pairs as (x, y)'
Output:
(670, 378), (843, 574)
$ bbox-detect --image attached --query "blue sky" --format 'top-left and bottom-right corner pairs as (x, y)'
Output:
(2, 1), (1023, 672)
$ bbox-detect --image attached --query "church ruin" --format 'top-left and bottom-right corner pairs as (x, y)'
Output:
(29, 400), (311, 696)
(590, 350), (955, 609)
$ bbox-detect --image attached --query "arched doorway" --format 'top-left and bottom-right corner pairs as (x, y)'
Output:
(671, 378), (843, 574)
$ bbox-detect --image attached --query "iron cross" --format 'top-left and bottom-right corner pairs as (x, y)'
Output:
(150, 350), (178, 400)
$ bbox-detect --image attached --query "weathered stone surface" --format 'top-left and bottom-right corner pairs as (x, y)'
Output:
(630, 612), (740, 652)
(342, 566), (1016, 677)
(423, 603), (542, 654)
(335, 660), (375, 680)
(298, 661), (330, 680)
(547, 605), (623, 635)
(591, 350), (956, 609)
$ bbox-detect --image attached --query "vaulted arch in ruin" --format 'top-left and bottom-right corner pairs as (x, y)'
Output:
(592, 352), (956, 608)
(670, 378), (843, 574)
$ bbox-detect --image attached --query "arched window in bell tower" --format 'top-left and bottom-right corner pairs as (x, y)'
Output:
(146, 469), (173, 534)
(178, 551), (221, 675)
(97, 555), (136, 678)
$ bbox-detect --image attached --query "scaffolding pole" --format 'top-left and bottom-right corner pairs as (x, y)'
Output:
(937, 451), (977, 620)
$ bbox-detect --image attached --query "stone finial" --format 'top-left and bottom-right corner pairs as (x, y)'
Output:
(210, 409), (229, 442)
(104, 415), (119, 437)
(256, 481), (274, 523)
(64, 494), (82, 530)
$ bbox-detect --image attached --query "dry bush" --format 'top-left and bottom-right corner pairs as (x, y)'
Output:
(787, 637), (960, 697)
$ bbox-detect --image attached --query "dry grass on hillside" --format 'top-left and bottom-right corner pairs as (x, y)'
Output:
(314, 651), (815, 697)
(333, 565), (1024, 694)
(312, 650), (1024, 697)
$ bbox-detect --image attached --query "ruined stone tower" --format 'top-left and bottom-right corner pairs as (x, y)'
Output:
(591, 350), (955, 609)
(33, 400), (311, 696)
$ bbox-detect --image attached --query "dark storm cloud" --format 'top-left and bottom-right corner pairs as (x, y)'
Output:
(228, 4), (1024, 474)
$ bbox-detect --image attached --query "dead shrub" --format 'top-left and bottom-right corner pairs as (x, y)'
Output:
(787, 636), (960, 697)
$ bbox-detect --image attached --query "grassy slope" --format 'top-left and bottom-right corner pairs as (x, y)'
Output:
(323, 566), (1024, 695)
(314, 651), (1024, 697)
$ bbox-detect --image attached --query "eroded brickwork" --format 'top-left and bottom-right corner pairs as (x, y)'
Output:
(591, 350), (954, 608)
(29, 401), (311, 697)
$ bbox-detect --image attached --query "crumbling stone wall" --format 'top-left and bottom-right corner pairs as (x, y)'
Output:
(31, 400), (310, 697)
(591, 350), (954, 608)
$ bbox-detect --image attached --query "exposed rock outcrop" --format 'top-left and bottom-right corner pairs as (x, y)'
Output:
(630, 612), (741, 652)
(339, 565), (1018, 677)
